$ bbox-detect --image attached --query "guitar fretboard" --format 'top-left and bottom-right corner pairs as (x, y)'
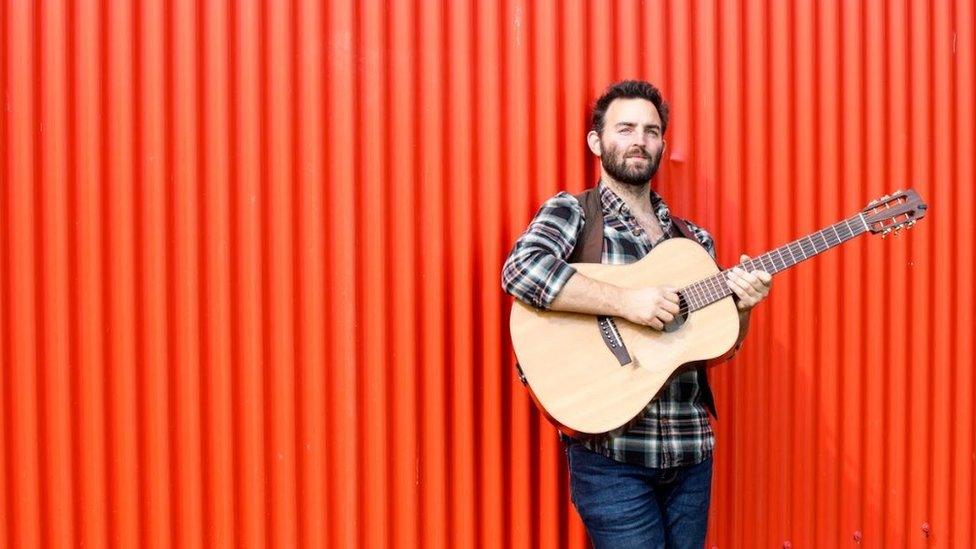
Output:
(681, 213), (870, 312)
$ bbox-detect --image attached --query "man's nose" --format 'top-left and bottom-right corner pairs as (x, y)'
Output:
(629, 139), (649, 152)
(629, 134), (650, 148)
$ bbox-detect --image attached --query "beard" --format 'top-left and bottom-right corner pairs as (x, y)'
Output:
(601, 141), (662, 186)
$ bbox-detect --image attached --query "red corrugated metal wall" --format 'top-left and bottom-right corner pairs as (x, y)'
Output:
(1, 0), (973, 547)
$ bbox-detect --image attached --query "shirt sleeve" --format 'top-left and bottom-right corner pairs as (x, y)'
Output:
(681, 218), (717, 260)
(501, 191), (585, 309)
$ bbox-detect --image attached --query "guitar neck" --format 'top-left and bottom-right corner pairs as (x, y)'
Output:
(682, 212), (871, 312)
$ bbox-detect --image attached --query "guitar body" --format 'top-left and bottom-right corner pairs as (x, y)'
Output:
(509, 237), (740, 437)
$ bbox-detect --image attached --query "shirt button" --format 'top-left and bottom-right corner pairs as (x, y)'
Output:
(631, 227), (643, 236)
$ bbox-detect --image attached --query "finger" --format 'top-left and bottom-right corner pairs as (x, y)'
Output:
(725, 273), (746, 294)
(730, 285), (752, 309)
(728, 278), (745, 298)
(729, 282), (748, 301)
(649, 318), (664, 331)
(663, 290), (680, 304)
(737, 269), (761, 287)
(733, 268), (764, 293)
(745, 275), (767, 293)
(660, 300), (681, 314)
(656, 310), (675, 324)
(746, 269), (771, 289)
(729, 274), (753, 294)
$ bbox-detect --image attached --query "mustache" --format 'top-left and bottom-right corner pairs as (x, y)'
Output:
(624, 150), (651, 158)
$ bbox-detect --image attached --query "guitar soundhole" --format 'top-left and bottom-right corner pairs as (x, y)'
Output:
(662, 291), (690, 333)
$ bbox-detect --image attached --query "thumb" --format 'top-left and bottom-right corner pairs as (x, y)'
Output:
(739, 254), (751, 263)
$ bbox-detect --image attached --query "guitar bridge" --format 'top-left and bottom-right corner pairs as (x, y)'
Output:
(598, 316), (633, 366)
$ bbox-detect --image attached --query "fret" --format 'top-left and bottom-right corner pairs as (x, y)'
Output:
(700, 281), (713, 303)
(695, 280), (707, 304)
(712, 274), (725, 303)
(698, 284), (710, 307)
(705, 277), (716, 302)
(684, 285), (695, 309)
(825, 225), (837, 244)
(704, 277), (719, 302)
(791, 241), (805, 261)
(841, 220), (854, 239)
(802, 237), (815, 256)
(820, 229), (833, 247)
(803, 235), (816, 255)
(703, 280), (715, 304)
(689, 283), (702, 307)
(712, 274), (727, 302)
(777, 248), (789, 270)
(773, 250), (786, 272)
(858, 213), (870, 232)
(816, 231), (830, 251)
(714, 274), (728, 299)
(698, 281), (710, 304)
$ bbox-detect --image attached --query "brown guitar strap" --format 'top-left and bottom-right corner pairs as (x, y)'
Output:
(566, 186), (719, 420)
(568, 187), (604, 264)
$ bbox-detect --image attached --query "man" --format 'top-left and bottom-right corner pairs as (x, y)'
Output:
(501, 80), (772, 548)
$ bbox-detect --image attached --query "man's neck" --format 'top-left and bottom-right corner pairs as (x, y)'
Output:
(601, 174), (652, 213)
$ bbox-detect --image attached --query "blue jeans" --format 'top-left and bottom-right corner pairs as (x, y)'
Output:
(565, 439), (712, 549)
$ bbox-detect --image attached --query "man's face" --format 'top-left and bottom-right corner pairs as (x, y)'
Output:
(596, 98), (666, 186)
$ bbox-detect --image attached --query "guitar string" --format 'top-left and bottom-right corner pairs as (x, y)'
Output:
(629, 215), (867, 320)
(668, 226), (859, 317)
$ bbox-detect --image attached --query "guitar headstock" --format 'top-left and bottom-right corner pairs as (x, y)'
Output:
(862, 189), (928, 237)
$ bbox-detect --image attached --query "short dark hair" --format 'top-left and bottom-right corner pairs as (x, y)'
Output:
(590, 80), (670, 135)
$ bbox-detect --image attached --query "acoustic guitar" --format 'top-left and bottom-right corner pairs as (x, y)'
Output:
(509, 189), (927, 437)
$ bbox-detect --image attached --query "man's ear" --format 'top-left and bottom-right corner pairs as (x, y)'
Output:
(586, 130), (602, 156)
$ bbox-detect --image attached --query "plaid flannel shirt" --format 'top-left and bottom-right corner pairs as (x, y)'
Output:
(502, 182), (716, 469)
